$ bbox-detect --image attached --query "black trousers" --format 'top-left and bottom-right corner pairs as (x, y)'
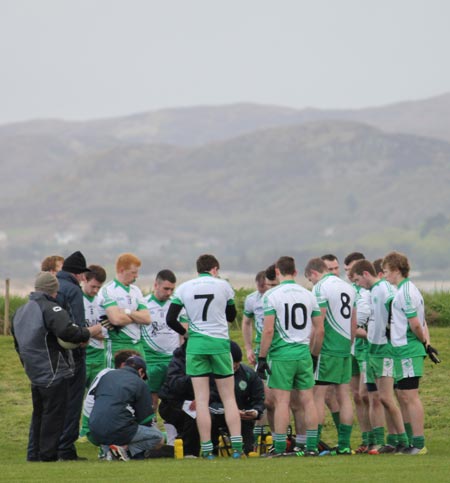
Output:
(57, 356), (86, 459)
(29, 378), (69, 461)
(159, 399), (200, 456)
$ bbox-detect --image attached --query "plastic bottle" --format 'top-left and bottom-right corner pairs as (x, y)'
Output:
(174, 438), (184, 459)
(264, 435), (273, 455)
(218, 435), (224, 457)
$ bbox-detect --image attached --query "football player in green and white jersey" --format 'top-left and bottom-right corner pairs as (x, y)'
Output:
(242, 266), (279, 445)
(344, 252), (381, 453)
(82, 265), (108, 388)
(166, 254), (243, 459)
(350, 259), (410, 454)
(98, 253), (150, 367)
(381, 251), (439, 455)
(242, 270), (267, 366)
(305, 257), (356, 455)
(142, 269), (187, 415)
(257, 256), (324, 456)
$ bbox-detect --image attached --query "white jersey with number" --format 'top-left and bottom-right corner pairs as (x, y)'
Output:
(172, 273), (234, 340)
(98, 279), (148, 342)
(313, 273), (356, 356)
(141, 295), (185, 356)
(83, 293), (107, 349)
(263, 280), (321, 345)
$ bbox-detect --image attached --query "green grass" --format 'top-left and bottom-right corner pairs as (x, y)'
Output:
(1, 326), (449, 482)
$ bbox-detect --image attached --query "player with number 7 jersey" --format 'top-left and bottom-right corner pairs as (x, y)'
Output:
(166, 254), (243, 459)
(168, 273), (235, 355)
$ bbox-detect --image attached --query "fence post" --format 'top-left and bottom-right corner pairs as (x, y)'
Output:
(3, 278), (10, 335)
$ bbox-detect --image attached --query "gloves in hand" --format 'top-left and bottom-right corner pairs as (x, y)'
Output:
(256, 357), (271, 380)
(99, 316), (114, 331)
(424, 343), (441, 364)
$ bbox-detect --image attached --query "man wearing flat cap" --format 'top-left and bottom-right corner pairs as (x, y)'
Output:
(12, 272), (101, 462)
(55, 250), (94, 460)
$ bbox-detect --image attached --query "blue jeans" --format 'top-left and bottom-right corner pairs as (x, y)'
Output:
(128, 425), (164, 457)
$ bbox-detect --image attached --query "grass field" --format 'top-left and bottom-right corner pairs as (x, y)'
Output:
(1, 326), (449, 482)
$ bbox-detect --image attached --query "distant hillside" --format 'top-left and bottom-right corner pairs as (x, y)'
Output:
(1, 92), (450, 149)
(2, 120), (450, 280)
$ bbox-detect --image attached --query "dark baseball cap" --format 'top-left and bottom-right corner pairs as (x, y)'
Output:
(124, 355), (148, 379)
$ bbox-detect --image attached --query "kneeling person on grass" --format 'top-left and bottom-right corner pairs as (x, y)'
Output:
(89, 355), (164, 460)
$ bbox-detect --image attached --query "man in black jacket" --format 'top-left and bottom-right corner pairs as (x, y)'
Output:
(210, 341), (265, 454)
(12, 271), (100, 462)
(55, 250), (92, 460)
(89, 356), (164, 461)
(158, 341), (200, 457)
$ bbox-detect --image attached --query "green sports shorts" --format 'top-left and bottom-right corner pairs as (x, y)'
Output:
(367, 356), (395, 383)
(267, 357), (314, 391)
(351, 354), (361, 377)
(147, 360), (171, 392)
(394, 356), (424, 381)
(315, 354), (351, 385)
(186, 352), (233, 377)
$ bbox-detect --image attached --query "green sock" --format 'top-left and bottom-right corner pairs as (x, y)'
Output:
(274, 433), (287, 454)
(318, 424), (323, 442)
(230, 436), (243, 452)
(397, 432), (409, 446)
(306, 429), (318, 452)
(201, 440), (213, 455)
(338, 423), (352, 449)
(368, 429), (377, 445)
(387, 433), (398, 446)
(331, 412), (340, 431)
(404, 422), (413, 445)
(361, 431), (369, 446)
(373, 426), (385, 445)
(412, 436), (425, 449)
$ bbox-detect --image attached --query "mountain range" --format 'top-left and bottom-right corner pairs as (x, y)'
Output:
(1, 93), (450, 283)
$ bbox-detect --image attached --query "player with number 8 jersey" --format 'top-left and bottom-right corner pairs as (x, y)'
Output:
(304, 257), (357, 454)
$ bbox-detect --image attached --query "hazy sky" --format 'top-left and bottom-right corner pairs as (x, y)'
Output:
(1, 0), (449, 124)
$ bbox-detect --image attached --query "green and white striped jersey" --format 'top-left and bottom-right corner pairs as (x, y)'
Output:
(352, 284), (371, 359)
(243, 290), (265, 344)
(83, 293), (107, 350)
(391, 278), (426, 358)
(368, 279), (396, 357)
(263, 280), (321, 360)
(98, 279), (148, 344)
(313, 274), (356, 357)
(141, 295), (187, 361)
(171, 273), (235, 354)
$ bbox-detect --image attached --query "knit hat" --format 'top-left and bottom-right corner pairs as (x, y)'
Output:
(230, 340), (242, 363)
(35, 271), (59, 294)
(62, 251), (91, 274)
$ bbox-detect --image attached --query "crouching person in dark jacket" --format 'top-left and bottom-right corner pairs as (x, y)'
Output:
(89, 356), (164, 460)
(12, 271), (99, 462)
(210, 341), (265, 455)
(158, 341), (201, 457)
